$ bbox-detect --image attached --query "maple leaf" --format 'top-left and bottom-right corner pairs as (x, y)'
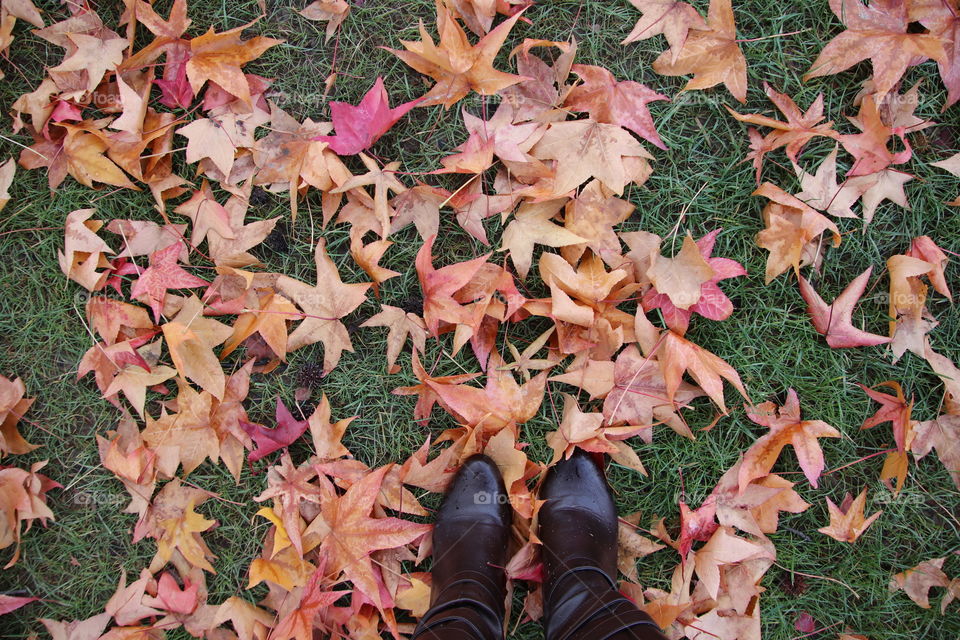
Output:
(657, 330), (748, 414)
(390, 184), (448, 241)
(162, 295), (232, 399)
(495, 328), (554, 381)
(798, 267), (891, 348)
(0, 594), (38, 616)
(253, 105), (350, 222)
(103, 354), (176, 419)
(549, 357), (613, 401)
(134, 478), (217, 573)
(141, 380), (221, 475)
(392, 350), (481, 422)
(817, 490), (882, 543)
(276, 239), (371, 372)
(57, 208), (116, 291)
(439, 105), (544, 173)
(601, 344), (703, 442)
(906, 236), (951, 300)
(911, 0), (960, 109)
(308, 393), (355, 460)
(255, 453), (329, 556)
(643, 229), (746, 335)
(710, 461), (810, 538)
(416, 235), (490, 335)
(312, 465), (430, 610)
(49, 33), (128, 94)
(890, 557), (958, 612)
(753, 182), (841, 284)
(333, 153), (406, 238)
(221, 292), (297, 362)
(739, 388), (841, 491)
(564, 64), (668, 149)
(546, 393), (619, 462)
(0, 158), (14, 211)
(805, 0), (947, 99)
(317, 77), (422, 155)
(531, 119), (650, 195)
(618, 519), (666, 582)
(40, 613), (112, 640)
(185, 24), (282, 106)
(242, 398), (310, 463)
(858, 380), (914, 456)
(887, 253), (938, 360)
(0, 460), (58, 567)
(270, 563), (350, 640)
(651, 0), (747, 103)
(791, 145), (870, 218)
(692, 526), (769, 600)
(213, 597), (274, 640)
(360, 305), (428, 374)
(386, 4), (525, 108)
(677, 498), (719, 559)
(299, 0), (350, 41)
(23, 122), (140, 193)
(0, 375), (36, 457)
(840, 94), (913, 176)
(501, 200), (586, 280)
(429, 352), (548, 434)
(501, 38), (577, 122)
(130, 242), (209, 322)
(622, 0), (707, 62)
(176, 115), (250, 180)
(559, 179), (634, 266)
(913, 413), (960, 490)
(726, 83), (839, 181)
(105, 569), (162, 625)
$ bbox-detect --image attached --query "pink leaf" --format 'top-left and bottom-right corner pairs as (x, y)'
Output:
(317, 77), (423, 155)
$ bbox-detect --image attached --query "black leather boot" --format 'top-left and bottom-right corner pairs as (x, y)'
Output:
(539, 450), (668, 640)
(413, 454), (512, 640)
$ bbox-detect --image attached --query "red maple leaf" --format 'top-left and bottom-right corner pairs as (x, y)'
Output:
(642, 229), (746, 334)
(798, 267), (891, 348)
(317, 77), (422, 155)
(130, 243), (208, 322)
(242, 397), (310, 462)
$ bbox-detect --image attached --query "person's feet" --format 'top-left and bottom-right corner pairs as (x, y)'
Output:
(539, 448), (619, 581)
(413, 454), (511, 640)
(538, 449), (667, 640)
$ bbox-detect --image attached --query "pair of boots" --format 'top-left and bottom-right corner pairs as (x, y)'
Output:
(413, 450), (668, 640)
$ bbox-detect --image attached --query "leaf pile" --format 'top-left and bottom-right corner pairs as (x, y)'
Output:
(1, 0), (959, 638)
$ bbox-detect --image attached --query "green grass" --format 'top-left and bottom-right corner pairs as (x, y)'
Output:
(1, 0), (959, 638)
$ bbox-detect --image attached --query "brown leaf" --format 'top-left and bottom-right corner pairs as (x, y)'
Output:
(817, 489), (882, 543)
(386, 4), (525, 108)
(651, 0), (746, 102)
(739, 388), (841, 491)
(276, 239), (371, 372)
(805, 0), (946, 99)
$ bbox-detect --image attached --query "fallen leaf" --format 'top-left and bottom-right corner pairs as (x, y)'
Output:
(318, 77), (422, 155)
(798, 267), (891, 348)
(242, 398), (310, 463)
(651, 0), (747, 103)
(817, 490), (882, 543)
(276, 239), (371, 372)
(739, 388), (841, 491)
(622, 0), (707, 63)
(386, 4), (525, 108)
(805, 0), (946, 99)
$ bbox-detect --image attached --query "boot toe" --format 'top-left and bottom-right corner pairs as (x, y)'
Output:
(541, 449), (615, 521)
(437, 454), (510, 524)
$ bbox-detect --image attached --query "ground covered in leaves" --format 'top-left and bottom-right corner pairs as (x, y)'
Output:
(0, 0), (959, 639)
